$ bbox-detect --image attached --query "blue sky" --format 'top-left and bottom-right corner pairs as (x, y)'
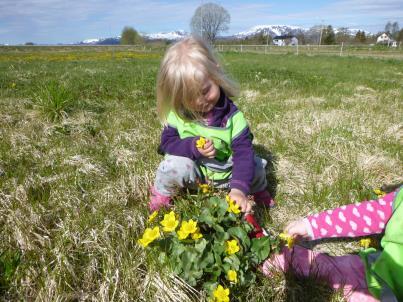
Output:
(1, 0), (402, 44)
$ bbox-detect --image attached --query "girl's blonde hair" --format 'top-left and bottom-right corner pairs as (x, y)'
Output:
(156, 35), (239, 121)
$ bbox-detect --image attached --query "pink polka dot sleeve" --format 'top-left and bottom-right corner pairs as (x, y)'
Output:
(306, 191), (395, 240)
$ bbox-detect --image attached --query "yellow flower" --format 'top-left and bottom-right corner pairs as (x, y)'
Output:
(196, 136), (206, 149)
(181, 219), (198, 234)
(226, 195), (241, 214)
(148, 211), (158, 223)
(177, 220), (198, 240)
(160, 211), (179, 232)
(138, 226), (160, 247)
(228, 200), (241, 214)
(227, 270), (238, 283)
(199, 183), (211, 194)
(279, 233), (295, 248)
(11, 82), (16, 88)
(191, 228), (203, 240)
(226, 239), (240, 255)
(374, 188), (386, 197)
(213, 285), (230, 302)
(360, 238), (375, 249)
(177, 228), (189, 240)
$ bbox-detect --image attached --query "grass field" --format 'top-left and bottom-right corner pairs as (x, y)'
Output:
(0, 47), (402, 301)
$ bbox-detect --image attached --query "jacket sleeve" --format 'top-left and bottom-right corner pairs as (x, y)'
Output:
(159, 125), (202, 160)
(230, 127), (255, 195)
(304, 194), (395, 240)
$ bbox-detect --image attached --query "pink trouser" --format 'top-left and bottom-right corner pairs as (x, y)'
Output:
(262, 246), (379, 302)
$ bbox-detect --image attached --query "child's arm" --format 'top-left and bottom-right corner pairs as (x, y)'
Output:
(227, 127), (255, 213)
(159, 126), (203, 160)
(230, 127), (255, 195)
(287, 193), (395, 240)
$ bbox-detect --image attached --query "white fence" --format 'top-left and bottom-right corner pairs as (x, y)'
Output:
(215, 43), (403, 59)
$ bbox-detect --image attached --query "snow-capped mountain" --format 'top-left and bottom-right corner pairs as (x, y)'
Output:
(78, 25), (371, 45)
(234, 25), (307, 39)
(79, 30), (187, 45)
(142, 30), (187, 40)
(79, 37), (120, 45)
(232, 24), (371, 39)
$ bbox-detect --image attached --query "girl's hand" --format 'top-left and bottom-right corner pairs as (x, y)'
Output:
(197, 139), (216, 158)
(284, 219), (310, 240)
(229, 188), (253, 213)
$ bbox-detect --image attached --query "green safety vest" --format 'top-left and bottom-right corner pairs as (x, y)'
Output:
(166, 110), (249, 181)
(360, 187), (403, 300)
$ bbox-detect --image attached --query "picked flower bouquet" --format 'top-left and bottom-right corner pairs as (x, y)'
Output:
(138, 189), (285, 301)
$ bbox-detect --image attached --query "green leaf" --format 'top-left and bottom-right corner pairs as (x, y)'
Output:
(212, 223), (225, 233)
(171, 241), (186, 259)
(212, 241), (225, 256)
(203, 280), (218, 294)
(198, 208), (215, 226)
(156, 237), (173, 252)
(222, 213), (237, 223)
(251, 236), (271, 262)
(182, 249), (198, 272)
(216, 198), (229, 217)
(213, 249), (223, 267)
(199, 251), (214, 269)
(241, 270), (256, 286)
(222, 263), (230, 272)
(209, 265), (222, 279)
(214, 228), (229, 242)
(227, 226), (250, 248)
(194, 238), (207, 253)
(223, 254), (240, 270)
(241, 220), (254, 233)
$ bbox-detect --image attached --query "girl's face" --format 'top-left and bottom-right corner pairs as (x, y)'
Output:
(190, 78), (220, 113)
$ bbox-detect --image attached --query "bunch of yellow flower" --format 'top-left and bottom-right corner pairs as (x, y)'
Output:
(199, 183), (211, 194)
(225, 239), (240, 255)
(138, 227), (160, 247)
(177, 219), (203, 240)
(373, 188), (386, 198)
(359, 238), (376, 249)
(225, 195), (241, 214)
(226, 270), (238, 283)
(196, 136), (207, 149)
(160, 211), (179, 232)
(212, 285), (230, 302)
(279, 232), (295, 248)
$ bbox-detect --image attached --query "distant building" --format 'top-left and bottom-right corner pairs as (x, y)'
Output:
(273, 35), (298, 46)
(376, 33), (397, 47)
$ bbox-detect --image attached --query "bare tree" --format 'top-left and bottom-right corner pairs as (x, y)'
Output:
(305, 25), (322, 44)
(190, 2), (230, 44)
(385, 21), (392, 34)
(391, 22), (400, 39)
(336, 27), (350, 44)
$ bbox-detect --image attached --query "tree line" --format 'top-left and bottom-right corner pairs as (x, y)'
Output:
(119, 2), (402, 46)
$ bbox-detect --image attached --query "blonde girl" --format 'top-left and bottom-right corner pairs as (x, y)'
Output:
(150, 36), (274, 213)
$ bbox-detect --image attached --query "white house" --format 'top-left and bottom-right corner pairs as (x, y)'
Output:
(273, 35), (298, 46)
(376, 33), (396, 46)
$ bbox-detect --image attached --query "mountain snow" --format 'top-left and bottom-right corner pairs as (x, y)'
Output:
(235, 25), (307, 38)
(142, 30), (187, 40)
(79, 25), (371, 45)
(82, 38), (102, 44)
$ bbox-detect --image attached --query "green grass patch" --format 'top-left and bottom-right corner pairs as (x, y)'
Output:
(0, 47), (401, 301)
